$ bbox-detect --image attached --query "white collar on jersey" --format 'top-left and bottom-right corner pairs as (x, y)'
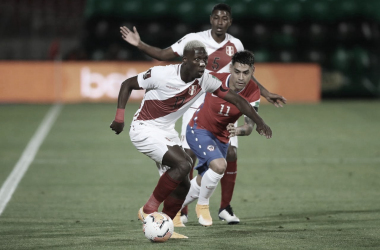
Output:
(207, 29), (229, 45)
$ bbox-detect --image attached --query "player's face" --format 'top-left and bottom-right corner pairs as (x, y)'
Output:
(229, 63), (254, 92)
(210, 10), (232, 36)
(188, 47), (208, 78)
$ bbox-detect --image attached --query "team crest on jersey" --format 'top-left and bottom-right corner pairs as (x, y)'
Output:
(188, 85), (198, 96)
(207, 145), (215, 151)
(143, 69), (152, 80)
(226, 46), (234, 56)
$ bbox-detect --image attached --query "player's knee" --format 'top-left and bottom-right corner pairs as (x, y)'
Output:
(210, 158), (227, 175)
(185, 148), (197, 167)
(214, 165), (226, 175)
(177, 158), (193, 177)
(226, 145), (237, 162)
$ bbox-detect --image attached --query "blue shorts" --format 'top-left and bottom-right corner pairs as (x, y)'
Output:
(186, 124), (229, 176)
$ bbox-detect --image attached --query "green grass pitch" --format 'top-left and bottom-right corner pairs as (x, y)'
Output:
(0, 101), (379, 249)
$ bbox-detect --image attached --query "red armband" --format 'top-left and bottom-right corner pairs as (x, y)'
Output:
(114, 108), (125, 123)
(212, 85), (229, 99)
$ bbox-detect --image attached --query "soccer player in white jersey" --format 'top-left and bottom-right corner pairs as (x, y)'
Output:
(120, 3), (285, 224)
(110, 40), (272, 239)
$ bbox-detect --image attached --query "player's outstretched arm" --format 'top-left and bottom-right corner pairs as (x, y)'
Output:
(120, 26), (177, 61)
(227, 117), (255, 138)
(217, 89), (272, 139)
(110, 76), (141, 135)
(252, 75), (287, 107)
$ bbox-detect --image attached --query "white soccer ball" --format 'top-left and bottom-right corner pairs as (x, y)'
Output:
(143, 212), (174, 242)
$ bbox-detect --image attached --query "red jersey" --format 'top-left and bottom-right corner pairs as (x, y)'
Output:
(188, 72), (261, 143)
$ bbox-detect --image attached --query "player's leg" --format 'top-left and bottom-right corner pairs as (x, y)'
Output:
(144, 144), (192, 218)
(179, 107), (199, 223)
(186, 125), (229, 226)
(178, 147), (196, 223)
(159, 145), (192, 239)
(196, 157), (226, 226)
(219, 133), (240, 224)
(130, 122), (191, 218)
(130, 123), (191, 239)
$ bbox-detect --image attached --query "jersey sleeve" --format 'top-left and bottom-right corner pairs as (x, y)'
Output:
(136, 67), (162, 90)
(171, 33), (198, 57)
(244, 82), (261, 116)
(202, 73), (223, 93)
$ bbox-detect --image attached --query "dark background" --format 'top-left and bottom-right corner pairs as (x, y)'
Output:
(1, 0), (379, 98)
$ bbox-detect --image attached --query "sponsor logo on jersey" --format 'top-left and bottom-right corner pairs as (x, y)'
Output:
(143, 69), (152, 80)
(226, 46), (234, 56)
(166, 85), (180, 91)
(207, 145), (215, 151)
(188, 85), (198, 95)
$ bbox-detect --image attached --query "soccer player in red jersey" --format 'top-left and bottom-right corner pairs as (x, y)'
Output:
(183, 50), (261, 226)
(120, 3), (284, 225)
(110, 41), (271, 237)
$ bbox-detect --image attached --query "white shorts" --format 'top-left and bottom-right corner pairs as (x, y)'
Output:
(180, 108), (238, 149)
(129, 120), (181, 164)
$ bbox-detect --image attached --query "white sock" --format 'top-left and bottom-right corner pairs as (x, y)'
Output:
(198, 169), (224, 205)
(182, 177), (201, 208)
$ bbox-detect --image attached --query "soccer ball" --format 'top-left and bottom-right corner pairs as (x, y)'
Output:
(143, 212), (174, 242)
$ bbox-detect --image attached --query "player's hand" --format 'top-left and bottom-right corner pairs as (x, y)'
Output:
(120, 26), (140, 47)
(255, 122), (272, 139)
(110, 121), (125, 135)
(264, 92), (287, 108)
(227, 123), (238, 138)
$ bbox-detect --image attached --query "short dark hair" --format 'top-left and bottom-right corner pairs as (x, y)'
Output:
(231, 50), (255, 67)
(211, 3), (232, 16)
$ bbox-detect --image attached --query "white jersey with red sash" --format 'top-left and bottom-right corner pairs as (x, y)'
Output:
(134, 64), (224, 130)
(171, 30), (244, 109)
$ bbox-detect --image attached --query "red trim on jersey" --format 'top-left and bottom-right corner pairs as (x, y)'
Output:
(212, 85), (229, 99)
(137, 80), (202, 120)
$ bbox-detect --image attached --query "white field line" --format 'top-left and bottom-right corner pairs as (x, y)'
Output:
(0, 104), (62, 216)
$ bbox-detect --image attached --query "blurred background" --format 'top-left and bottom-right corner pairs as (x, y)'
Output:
(0, 0), (379, 99)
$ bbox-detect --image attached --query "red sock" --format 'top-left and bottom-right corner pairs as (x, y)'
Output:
(162, 195), (185, 219)
(143, 172), (181, 214)
(220, 160), (237, 209)
(180, 164), (194, 216)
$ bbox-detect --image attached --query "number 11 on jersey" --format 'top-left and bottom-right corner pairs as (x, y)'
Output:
(218, 104), (230, 116)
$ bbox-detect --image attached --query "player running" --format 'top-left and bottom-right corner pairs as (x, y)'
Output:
(120, 3), (284, 225)
(182, 50), (262, 226)
(110, 41), (271, 238)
